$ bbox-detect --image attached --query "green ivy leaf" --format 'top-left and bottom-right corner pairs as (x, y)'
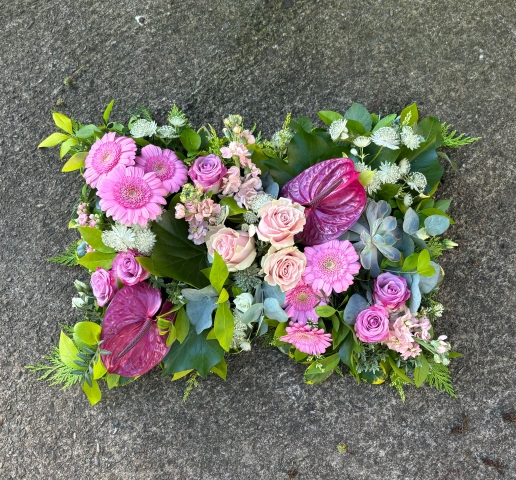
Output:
(81, 379), (102, 406)
(151, 209), (210, 289)
(77, 251), (117, 271)
(77, 227), (115, 253)
(59, 331), (81, 370)
(211, 358), (227, 380)
(180, 128), (201, 152)
(52, 112), (73, 134)
(318, 110), (343, 126)
(135, 256), (164, 277)
(62, 152), (87, 172)
(214, 301), (234, 351)
(210, 251), (229, 293)
(73, 321), (102, 346)
(38, 132), (70, 148)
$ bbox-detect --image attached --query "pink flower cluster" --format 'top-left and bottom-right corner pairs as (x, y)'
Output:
(384, 307), (431, 359)
(175, 198), (223, 245)
(76, 203), (98, 227)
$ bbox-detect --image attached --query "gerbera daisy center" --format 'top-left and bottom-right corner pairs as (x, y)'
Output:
(93, 142), (122, 173)
(115, 178), (152, 209)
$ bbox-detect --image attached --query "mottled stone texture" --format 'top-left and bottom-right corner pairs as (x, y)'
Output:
(0, 1), (514, 479)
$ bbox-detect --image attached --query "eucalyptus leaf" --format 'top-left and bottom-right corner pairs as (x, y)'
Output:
(181, 286), (218, 301)
(263, 298), (289, 322)
(409, 274), (422, 313)
(262, 282), (286, 306)
(240, 303), (263, 324)
(186, 296), (217, 334)
(343, 294), (370, 325)
(403, 208), (420, 235)
(418, 261), (441, 294)
(424, 215), (451, 236)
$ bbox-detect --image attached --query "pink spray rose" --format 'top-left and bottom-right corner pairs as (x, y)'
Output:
(373, 272), (411, 311)
(261, 246), (306, 292)
(257, 198), (306, 248)
(234, 176), (262, 209)
(220, 166), (242, 196)
(91, 267), (118, 307)
(206, 227), (256, 272)
(354, 305), (390, 343)
(188, 154), (227, 194)
(112, 250), (150, 286)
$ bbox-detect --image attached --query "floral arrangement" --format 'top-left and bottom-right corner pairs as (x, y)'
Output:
(30, 101), (479, 404)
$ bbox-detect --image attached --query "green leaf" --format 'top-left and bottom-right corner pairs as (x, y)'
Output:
(62, 152), (87, 172)
(214, 301), (234, 351)
(77, 251), (117, 271)
(210, 251), (229, 293)
(289, 115), (313, 132)
(400, 103), (418, 126)
(166, 324), (177, 346)
(180, 128), (201, 152)
(338, 332), (357, 372)
(93, 356), (107, 380)
(75, 124), (101, 139)
(434, 199), (451, 212)
(106, 373), (120, 389)
(364, 143), (400, 170)
(414, 354), (429, 387)
(175, 307), (191, 343)
(318, 110), (343, 126)
(73, 322), (102, 346)
(315, 305), (336, 318)
(211, 358), (227, 380)
(219, 196), (247, 216)
(135, 256), (164, 277)
(372, 113), (397, 132)
(59, 137), (79, 159)
(77, 227), (115, 253)
(402, 253), (419, 272)
(59, 331), (81, 370)
(418, 265), (436, 277)
(162, 327), (225, 378)
(388, 357), (414, 384)
(217, 288), (229, 304)
(417, 249), (431, 270)
(344, 103), (372, 131)
(38, 132), (70, 148)
(345, 119), (366, 135)
(288, 127), (331, 169)
(103, 100), (115, 124)
(358, 170), (375, 187)
(304, 354), (340, 385)
(52, 112), (73, 134)
(448, 352), (462, 359)
(171, 370), (193, 381)
(375, 183), (400, 201)
(151, 209), (210, 289)
(81, 379), (102, 405)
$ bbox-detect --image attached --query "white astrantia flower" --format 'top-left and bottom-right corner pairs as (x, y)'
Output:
(354, 162), (370, 173)
(400, 126), (424, 150)
(102, 223), (136, 252)
(156, 125), (178, 139)
(353, 136), (371, 148)
(132, 224), (157, 256)
(130, 119), (158, 138)
(378, 161), (401, 184)
(370, 127), (400, 150)
(403, 193), (413, 207)
(271, 130), (294, 149)
(366, 174), (382, 195)
(399, 158), (411, 175)
(168, 115), (187, 128)
(230, 310), (253, 351)
(406, 172), (427, 192)
(329, 119), (349, 141)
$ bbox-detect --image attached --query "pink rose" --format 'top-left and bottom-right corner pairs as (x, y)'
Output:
(175, 203), (186, 219)
(373, 272), (410, 311)
(354, 305), (390, 343)
(188, 154), (227, 194)
(112, 250), (150, 286)
(91, 267), (118, 307)
(261, 246), (306, 292)
(220, 166), (242, 196)
(234, 176), (262, 209)
(206, 227), (256, 272)
(257, 198), (306, 248)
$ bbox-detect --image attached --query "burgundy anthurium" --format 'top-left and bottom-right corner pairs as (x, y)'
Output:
(100, 283), (175, 377)
(280, 158), (366, 245)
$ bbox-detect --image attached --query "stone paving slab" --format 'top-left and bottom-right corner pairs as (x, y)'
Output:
(0, 0), (515, 478)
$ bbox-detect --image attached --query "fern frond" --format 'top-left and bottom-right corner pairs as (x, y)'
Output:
(441, 122), (481, 148)
(26, 347), (82, 389)
(427, 362), (456, 397)
(47, 242), (78, 267)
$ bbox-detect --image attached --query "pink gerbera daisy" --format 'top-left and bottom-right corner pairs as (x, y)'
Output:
(97, 165), (168, 226)
(303, 239), (361, 296)
(135, 145), (188, 194)
(280, 321), (332, 356)
(283, 280), (326, 325)
(84, 133), (136, 188)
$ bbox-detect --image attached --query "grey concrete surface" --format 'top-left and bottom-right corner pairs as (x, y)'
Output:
(0, 0), (515, 478)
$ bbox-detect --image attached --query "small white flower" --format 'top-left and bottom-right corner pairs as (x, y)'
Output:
(271, 130), (294, 148)
(130, 119), (157, 138)
(156, 125), (178, 139)
(353, 162), (370, 173)
(353, 136), (371, 148)
(400, 126), (424, 150)
(234, 293), (254, 313)
(366, 175), (382, 195)
(378, 161), (401, 184)
(169, 115), (187, 128)
(370, 127), (400, 150)
(102, 223), (136, 252)
(350, 148), (358, 156)
(132, 225), (157, 256)
(329, 119), (349, 141)
(399, 158), (411, 175)
(406, 172), (427, 192)
(403, 193), (413, 207)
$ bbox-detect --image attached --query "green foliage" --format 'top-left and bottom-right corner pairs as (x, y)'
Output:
(207, 124), (227, 157)
(440, 122), (481, 148)
(390, 372), (409, 402)
(426, 362), (456, 397)
(183, 371), (200, 401)
(26, 347), (82, 389)
(355, 343), (389, 374)
(47, 242), (79, 267)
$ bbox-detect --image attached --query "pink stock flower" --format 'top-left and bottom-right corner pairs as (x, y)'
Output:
(220, 141), (252, 167)
(84, 133), (136, 188)
(302, 240), (360, 296)
(91, 267), (118, 306)
(196, 198), (221, 221)
(240, 130), (255, 145)
(355, 305), (390, 343)
(373, 272), (411, 311)
(175, 203), (186, 219)
(283, 280), (325, 325)
(78, 213), (89, 226)
(112, 250), (150, 286)
(188, 219), (209, 245)
(220, 166), (242, 196)
(97, 165), (168, 226)
(257, 198), (306, 248)
(234, 176), (262, 209)
(188, 154), (227, 194)
(136, 145), (188, 194)
(206, 227), (256, 272)
(384, 307), (422, 359)
(261, 246), (306, 292)
(280, 321), (332, 356)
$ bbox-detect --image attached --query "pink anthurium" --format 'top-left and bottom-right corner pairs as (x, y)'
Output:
(280, 158), (366, 245)
(100, 283), (174, 377)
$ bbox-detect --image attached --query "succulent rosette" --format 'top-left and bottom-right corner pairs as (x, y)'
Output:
(34, 101), (477, 404)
